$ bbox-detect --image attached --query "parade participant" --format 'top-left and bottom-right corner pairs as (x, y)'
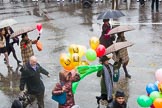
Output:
(112, 32), (131, 78)
(99, 19), (115, 48)
(4, 26), (21, 65)
(0, 28), (12, 68)
(20, 33), (38, 65)
(52, 69), (80, 108)
(107, 90), (127, 108)
(19, 56), (50, 108)
(96, 55), (113, 106)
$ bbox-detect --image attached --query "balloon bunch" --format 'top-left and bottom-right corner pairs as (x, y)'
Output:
(137, 68), (162, 108)
(36, 23), (43, 51)
(59, 36), (106, 71)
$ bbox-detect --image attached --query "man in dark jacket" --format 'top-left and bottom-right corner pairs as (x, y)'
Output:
(107, 90), (127, 108)
(19, 56), (50, 108)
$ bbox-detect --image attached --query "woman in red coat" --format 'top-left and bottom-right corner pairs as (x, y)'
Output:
(52, 70), (80, 108)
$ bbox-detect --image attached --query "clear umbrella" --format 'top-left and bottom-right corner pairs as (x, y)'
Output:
(0, 19), (17, 28)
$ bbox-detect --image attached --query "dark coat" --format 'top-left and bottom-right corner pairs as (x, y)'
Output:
(19, 62), (49, 94)
(107, 100), (127, 108)
(99, 23), (115, 48)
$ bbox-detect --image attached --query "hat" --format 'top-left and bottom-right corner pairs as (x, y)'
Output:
(100, 55), (110, 63)
(21, 33), (27, 38)
(103, 19), (109, 22)
(115, 90), (125, 98)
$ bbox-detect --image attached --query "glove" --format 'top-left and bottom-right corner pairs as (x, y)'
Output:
(37, 36), (40, 40)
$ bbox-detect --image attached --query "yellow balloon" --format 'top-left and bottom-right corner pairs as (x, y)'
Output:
(60, 53), (75, 71)
(60, 53), (67, 66)
(71, 53), (80, 67)
(79, 60), (89, 66)
(78, 45), (87, 58)
(69, 44), (79, 54)
(89, 37), (99, 50)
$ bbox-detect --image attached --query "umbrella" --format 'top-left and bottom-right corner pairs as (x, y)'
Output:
(0, 19), (17, 28)
(10, 26), (36, 38)
(105, 41), (134, 55)
(108, 25), (135, 35)
(97, 10), (125, 20)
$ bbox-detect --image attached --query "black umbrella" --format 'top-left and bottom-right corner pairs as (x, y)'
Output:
(97, 10), (125, 20)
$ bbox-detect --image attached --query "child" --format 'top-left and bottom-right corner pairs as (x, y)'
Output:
(52, 70), (80, 108)
(107, 90), (127, 108)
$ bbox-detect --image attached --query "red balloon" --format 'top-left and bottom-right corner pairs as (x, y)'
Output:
(36, 23), (42, 31)
(95, 44), (106, 57)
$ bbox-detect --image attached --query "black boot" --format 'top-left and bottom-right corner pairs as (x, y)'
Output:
(123, 65), (131, 79)
(96, 96), (102, 104)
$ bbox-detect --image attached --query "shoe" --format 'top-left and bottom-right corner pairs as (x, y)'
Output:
(125, 74), (131, 79)
(7, 65), (13, 69)
(17, 60), (21, 64)
(96, 96), (102, 104)
(156, 10), (159, 12)
(151, 10), (154, 12)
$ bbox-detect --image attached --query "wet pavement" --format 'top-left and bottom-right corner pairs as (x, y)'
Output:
(0, 0), (162, 108)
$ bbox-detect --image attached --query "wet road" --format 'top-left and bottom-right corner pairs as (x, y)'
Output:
(0, 0), (162, 108)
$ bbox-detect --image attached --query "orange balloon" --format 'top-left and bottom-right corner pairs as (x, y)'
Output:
(158, 83), (162, 92)
(89, 37), (99, 50)
(153, 98), (162, 108)
(36, 41), (43, 51)
(60, 54), (75, 71)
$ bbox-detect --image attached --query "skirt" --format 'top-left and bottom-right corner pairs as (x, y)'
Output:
(0, 47), (7, 53)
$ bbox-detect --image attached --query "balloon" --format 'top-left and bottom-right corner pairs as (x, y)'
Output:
(60, 53), (67, 66)
(85, 49), (97, 61)
(137, 95), (153, 107)
(59, 53), (75, 71)
(155, 81), (159, 88)
(95, 44), (106, 57)
(146, 83), (159, 95)
(36, 41), (43, 51)
(36, 23), (42, 32)
(69, 44), (79, 55)
(155, 68), (162, 82)
(150, 91), (162, 102)
(79, 60), (89, 66)
(153, 98), (162, 108)
(71, 53), (80, 67)
(78, 45), (86, 57)
(89, 37), (99, 50)
(72, 64), (103, 94)
(158, 83), (162, 92)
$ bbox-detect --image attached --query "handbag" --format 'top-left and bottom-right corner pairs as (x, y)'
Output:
(52, 92), (66, 105)
(113, 69), (120, 82)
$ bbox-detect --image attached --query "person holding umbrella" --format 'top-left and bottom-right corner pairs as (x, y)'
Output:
(20, 33), (38, 65)
(99, 19), (115, 48)
(4, 26), (21, 65)
(112, 32), (131, 78)
(0, 28), (12, 68)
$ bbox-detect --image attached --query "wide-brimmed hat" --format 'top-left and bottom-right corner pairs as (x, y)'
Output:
(100, 55), (111, 63)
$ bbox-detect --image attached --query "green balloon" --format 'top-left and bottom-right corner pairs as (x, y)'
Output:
(85, 49), (97, 61)
(137, 95), (153, 107)
(150, 91), (162, 102)
(72, 64), (103, 94)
